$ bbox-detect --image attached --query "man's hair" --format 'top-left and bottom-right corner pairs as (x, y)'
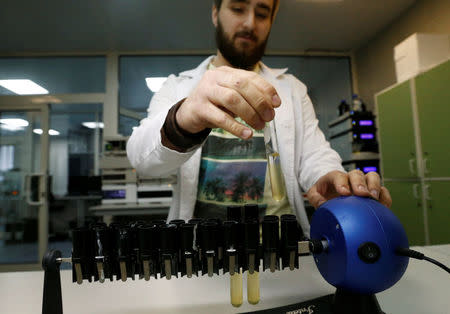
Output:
(214, 0), (280, 21)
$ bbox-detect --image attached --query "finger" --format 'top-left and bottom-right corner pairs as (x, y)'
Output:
(219, 70), (276, 122)
(203, 103), (253, 140)
(216, 68), (280, 123)
(307, 187), (327, 209)
(248, 72), (282, 110)
(365, 171), (381, 200)
(330, 171), (352, 195)
(348, 170), (371, 196)
(208, 85), (266, 130)
(219, 67), (279, 106)
(379, 186), (392, 208)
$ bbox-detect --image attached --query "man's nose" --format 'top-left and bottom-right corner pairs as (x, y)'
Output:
(242, 11), (256, 30)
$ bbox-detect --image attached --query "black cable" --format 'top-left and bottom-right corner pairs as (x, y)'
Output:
(396, 248), (450, 274)
(423, 256), (450, 274)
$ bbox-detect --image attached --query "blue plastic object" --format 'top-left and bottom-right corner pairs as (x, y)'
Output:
(310, 196), (409, 294)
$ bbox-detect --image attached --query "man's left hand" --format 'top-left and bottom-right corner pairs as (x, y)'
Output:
(306, 170), (392, 209)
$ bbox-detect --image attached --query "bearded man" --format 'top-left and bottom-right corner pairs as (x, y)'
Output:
(127, 0), (391, 235)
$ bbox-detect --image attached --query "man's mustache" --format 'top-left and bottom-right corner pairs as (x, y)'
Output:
(234, 31), (258, 42)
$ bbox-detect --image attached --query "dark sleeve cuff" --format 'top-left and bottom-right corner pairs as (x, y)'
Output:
(160, 98), (211, 153)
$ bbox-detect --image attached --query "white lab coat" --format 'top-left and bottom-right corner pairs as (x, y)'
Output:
(127, 56), (344, 236)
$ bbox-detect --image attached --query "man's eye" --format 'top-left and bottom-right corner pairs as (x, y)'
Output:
(232, 7), (244, 13)
(256, 13), (269, 19)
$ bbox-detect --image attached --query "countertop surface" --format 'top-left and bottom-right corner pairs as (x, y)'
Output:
(0, 245), (449, 314)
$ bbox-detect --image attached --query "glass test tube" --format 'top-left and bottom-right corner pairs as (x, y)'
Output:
(264, 121), (286, 201)
(247, 269), (260, 305)
(230, 270), (243, 307)
(224, 220), (243, 307)
(244, 217), (260, 305)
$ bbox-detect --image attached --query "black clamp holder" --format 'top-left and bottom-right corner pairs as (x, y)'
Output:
(222, 220), (239, 275)
(262, 215), (280, 272)
(159, 224), (179, 280)
(179, 223), (199, 278)
(199, 221), (220, 277)
(243, 218), (260, 274)
(280, 214), (299, 270)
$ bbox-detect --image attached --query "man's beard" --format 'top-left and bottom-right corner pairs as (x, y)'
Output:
(215, 18), (269, 70)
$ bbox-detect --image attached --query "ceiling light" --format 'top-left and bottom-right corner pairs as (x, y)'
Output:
(48, 129), (60, 136)
(145, 77), (167, 93)
(82, 122), (104, 129)
(0, 118), (29, 128)
(1, 124), (23, 131)
(0, 79), (49, 95)
(33, 128), (60, 136)
(0, 118), (29, 130)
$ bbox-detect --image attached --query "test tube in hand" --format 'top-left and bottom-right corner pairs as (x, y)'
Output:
(264, 121), (286, 201)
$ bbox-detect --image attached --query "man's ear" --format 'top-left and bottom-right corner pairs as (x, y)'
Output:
(212, 4), (218, 28)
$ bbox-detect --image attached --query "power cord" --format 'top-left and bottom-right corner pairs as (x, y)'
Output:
(396, 248), (450, 274)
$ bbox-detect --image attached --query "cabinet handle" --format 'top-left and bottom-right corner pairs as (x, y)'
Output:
(424, 184), (431, 201)
(423, 158), (430, 174)
(412, 184), (419, 199)
(408, 158), (416, 175)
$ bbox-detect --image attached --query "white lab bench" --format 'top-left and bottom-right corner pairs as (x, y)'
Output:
(0, 245), (448, 314)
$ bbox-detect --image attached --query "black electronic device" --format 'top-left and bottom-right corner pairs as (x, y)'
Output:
(87, 176), (102, 195)
(67, 176), (89, 196)
(328, 110), (380, 174)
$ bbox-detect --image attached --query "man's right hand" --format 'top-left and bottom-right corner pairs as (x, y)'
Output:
(175, 66), (282, 140)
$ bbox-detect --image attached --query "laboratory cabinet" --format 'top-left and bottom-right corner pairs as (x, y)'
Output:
(376, 81), (416, 179)
(383, 181), (425, 246)
(376, 59), (450, 245)
(414, 60), (450, 178)
(425, 181), (450, 245)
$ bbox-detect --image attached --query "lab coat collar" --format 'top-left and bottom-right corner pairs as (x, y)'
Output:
(179, 56), (214, 78)
(179, 55), (288, 79)
(259, 62), (288, 79)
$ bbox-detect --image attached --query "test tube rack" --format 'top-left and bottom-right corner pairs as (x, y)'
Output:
(42, 204), (385, 314)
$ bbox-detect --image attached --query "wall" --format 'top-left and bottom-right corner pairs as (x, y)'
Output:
(354, 0), (450, 110)
(262, 56), (353, 138)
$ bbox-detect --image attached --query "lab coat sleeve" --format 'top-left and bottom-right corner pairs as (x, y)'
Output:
(295, 80), (345, 192)
(126, 75), (201, 177)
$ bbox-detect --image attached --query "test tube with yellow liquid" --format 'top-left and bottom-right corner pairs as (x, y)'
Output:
(230, 270), (243, 307)
(247, 255), (260, 305)
(264, 121), (286, 201)
(223, 220), (243, 307)
(244, 219), (260, 305)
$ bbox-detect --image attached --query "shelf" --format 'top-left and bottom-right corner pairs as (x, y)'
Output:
(342, 152), (379, 162)
(89, 202), (170, 217)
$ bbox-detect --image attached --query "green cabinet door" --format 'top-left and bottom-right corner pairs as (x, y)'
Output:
(415, 60), (450, 177)
(377, 82), (417, 179)
(384, 181), (425, 245)
(426, 181), (450, 244)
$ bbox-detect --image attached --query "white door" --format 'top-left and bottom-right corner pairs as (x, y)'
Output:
(0, 102), (49, 271)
